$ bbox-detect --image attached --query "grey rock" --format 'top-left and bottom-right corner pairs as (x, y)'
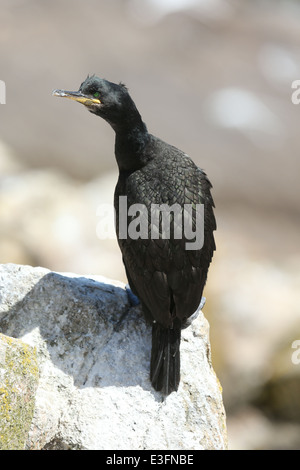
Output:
(0, 263), (227, 450)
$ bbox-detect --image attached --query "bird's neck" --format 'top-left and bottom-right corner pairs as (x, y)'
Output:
(114, 113), (150, 172)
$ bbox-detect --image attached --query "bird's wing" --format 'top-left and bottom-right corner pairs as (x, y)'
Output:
(116, 151), (216, 328)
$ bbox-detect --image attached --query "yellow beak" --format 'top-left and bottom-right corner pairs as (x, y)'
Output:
(52, 89), (101, 105)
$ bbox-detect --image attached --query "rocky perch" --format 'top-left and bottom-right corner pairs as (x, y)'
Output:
(0, 263), (227, 450)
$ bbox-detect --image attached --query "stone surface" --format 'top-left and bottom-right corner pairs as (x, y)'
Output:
(0, 333), (39, 450)
(0, 263), (227, 450)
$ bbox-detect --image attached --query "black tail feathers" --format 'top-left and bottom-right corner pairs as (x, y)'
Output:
(150, 322), (181, 395)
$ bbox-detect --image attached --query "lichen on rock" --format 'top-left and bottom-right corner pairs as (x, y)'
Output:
(0, 333), (39, 450)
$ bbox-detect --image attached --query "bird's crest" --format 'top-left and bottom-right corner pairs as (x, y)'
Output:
(119, 81), (128, 91)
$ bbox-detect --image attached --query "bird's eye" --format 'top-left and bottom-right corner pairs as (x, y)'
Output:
(93, 91), (100, 98)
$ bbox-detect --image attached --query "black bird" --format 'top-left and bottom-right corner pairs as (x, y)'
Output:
(53, 76), (216, 395)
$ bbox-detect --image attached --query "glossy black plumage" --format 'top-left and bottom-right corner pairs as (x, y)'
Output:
(53, 76), (216, 395)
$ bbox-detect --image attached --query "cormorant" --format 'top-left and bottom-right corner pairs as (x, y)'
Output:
(53, 76), (216, 395)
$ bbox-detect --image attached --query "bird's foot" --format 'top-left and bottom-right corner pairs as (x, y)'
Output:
(199, 296), (206, 310)
(114, 285), (140, 332)
(125, 284), (140, 307)
(181, 296), (206, 329)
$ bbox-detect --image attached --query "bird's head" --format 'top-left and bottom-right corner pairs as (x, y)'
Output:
(53, 75), (135, 129)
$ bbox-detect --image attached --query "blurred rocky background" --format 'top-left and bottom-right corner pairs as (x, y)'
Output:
(0, 0), (300, 449)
